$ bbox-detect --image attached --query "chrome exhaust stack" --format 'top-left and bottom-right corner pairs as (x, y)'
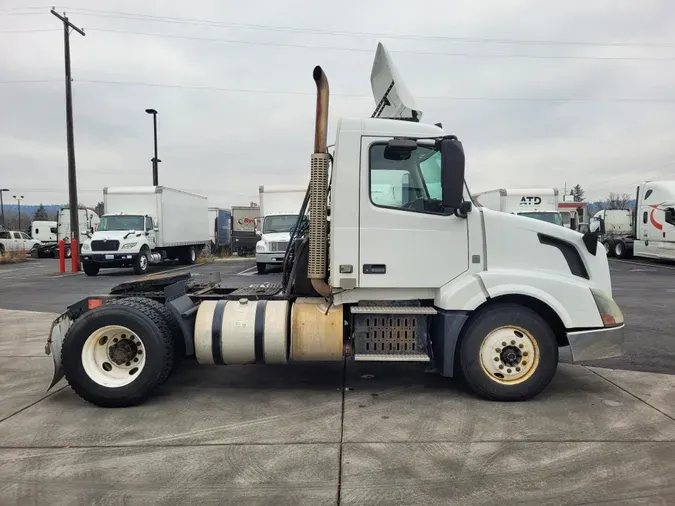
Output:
(308, 66), (331, 297)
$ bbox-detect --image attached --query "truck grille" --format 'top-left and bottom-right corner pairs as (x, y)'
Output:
(268, 241), (289, 252)
(91, 240), (119, 251)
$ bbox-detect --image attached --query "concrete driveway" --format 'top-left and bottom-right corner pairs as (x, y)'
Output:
(1, 308), (674, 505)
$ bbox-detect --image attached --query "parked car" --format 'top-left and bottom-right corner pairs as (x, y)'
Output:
(0, 230), (42, 256)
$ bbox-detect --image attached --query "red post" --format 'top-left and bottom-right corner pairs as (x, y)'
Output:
(71, 239), (78, 272)
(58, 240), (65, 273)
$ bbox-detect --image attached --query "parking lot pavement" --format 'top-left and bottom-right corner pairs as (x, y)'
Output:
(1, 308), (675, 504)
(0, 257), (271, 313)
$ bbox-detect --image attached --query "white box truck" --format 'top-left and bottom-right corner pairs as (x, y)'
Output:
(80, 186), (209, 276)
(592, 181), (675, 260)
(255, 184), (307, 273)
(473, 188), (563, 226)
(46, 42), (624, 408)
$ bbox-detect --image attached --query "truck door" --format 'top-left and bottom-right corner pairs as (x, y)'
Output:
(358, 137), (469, 288)
(12, 232), (25, 252)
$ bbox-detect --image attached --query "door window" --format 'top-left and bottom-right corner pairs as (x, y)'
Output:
(665, 208), (675, 226)
(20, 232), (30, 240)
(369, 143), (448, 214)
(145, 217), (153, 231)
(0, 232), (10, 239)
(13, 232), (21, 239)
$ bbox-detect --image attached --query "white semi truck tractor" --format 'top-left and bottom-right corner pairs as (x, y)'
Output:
(45, 43), (624, 407)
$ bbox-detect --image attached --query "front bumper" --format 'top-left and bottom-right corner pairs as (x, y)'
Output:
(81, 252), (139, 265)
(567, 324), (625, 361)
(256, 252), (286, 264)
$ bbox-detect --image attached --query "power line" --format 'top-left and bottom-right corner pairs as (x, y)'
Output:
(85, 27), (675, 62)
(72, 79), (675, 103)
(67, 7), (675, 48)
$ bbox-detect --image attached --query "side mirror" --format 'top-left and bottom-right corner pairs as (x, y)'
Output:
(440, 137), (465, 210)
(256, 229), (262, 237)
(81, 230), (91, 237)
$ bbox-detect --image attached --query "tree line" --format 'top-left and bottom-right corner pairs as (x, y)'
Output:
(1, 201), (105, 232)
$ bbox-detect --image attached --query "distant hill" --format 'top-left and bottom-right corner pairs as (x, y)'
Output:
(2, 205), (63, 217)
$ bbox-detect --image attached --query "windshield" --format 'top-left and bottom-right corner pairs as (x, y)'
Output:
(98, 215), (144, 232)
(263, 215), (298, 234)
(518, 212), (564, 226)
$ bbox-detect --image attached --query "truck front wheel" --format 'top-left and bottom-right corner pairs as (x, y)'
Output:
(458, 304), (558, 401)
(133, 250), (150, 275)
(82, 261), (100, 277)
(61, 302), (174, 407)
(614, 240), (627, 259)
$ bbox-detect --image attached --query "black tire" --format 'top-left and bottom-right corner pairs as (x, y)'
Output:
(603, 240), (614, 257)
(256, 262), (266, 274)
(64, 246), (72, 259)
(82, 261), (100, 277)
(114, 297), (185, 374)
(0, 244), (5, 256)
(133, 249), (150, 275)
(614, 240), (626, 259)
(61, 301), (174, 407)
(458, 304), (558, 402)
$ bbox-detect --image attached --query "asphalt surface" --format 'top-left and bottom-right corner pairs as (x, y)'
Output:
(1, 307), (675, 504)
(0, 256), (673, 374)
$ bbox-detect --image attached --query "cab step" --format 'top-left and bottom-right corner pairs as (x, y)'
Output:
(353, 353), (430, 362)
(350, 305), (437, 315)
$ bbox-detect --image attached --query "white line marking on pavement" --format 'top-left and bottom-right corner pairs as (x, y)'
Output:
(236, 266), (257, 275)
(610, 259), (675, 271)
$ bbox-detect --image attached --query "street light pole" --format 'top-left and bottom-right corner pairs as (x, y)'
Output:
(0, 189), (8, 228)
(145, 108), (160, 186)
(13, 195), (24, 230)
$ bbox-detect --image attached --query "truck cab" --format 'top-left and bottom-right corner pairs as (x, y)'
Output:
(634, 181), (675, 260)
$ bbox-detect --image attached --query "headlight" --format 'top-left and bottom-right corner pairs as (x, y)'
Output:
(121, 242), (138, 250)
(591, 289), (624, 327)
(256, 242), (266, 253)
(81, 243), (90, 251)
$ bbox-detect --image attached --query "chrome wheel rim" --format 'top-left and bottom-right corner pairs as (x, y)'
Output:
(81, 325), (146, 387)
(479, 326), (539, 385)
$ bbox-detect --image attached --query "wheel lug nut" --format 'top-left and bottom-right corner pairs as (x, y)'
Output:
(507, 368), (512, 373)
(522, 361), (527, 365)
(516, 367), (521, 372)
(133, 357), (139, 362)
(494, 357), (499, 362)
(125, 362), (131, 366)
(519, 344), (524, 349)
(498, 364), (504, 370)
(495, 348), (501, 353)
(510, 340), (515, 345)
(113, 338), (118, 343)
(502, 342), (507, 346)
(523, 352), (529, 357)
(137, 350), (143, 355)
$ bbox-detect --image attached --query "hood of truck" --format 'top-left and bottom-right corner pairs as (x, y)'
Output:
(481, 208), (612, 295)
(86, 230), (144, 244)
(260, 232), (291, 243)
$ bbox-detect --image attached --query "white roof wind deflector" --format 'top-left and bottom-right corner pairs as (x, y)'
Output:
(370, 42), (423, 121)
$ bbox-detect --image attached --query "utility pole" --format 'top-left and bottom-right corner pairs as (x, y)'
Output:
(0, 189), (8, 228)
(51, 9), (85, 270)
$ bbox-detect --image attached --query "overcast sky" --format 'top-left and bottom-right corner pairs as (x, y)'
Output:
(1, 0), (674, 206)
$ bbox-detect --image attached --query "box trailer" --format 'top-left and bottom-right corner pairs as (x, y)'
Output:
(231, 205), (259, 255)
(80, 186), (209, 276)
(473, 188), (563, 226)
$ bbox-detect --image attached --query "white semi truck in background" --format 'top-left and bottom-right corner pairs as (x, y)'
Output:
(591, 181), (675, 260)
(473, 188), (563, 226)
(80, 186), (209, 276)
(255, 184), (307, 273)
(46, 42), (624, 409)
(57, 207), (100, 258)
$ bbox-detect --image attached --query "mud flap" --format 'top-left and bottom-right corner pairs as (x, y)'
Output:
(44, 312), (73, 391)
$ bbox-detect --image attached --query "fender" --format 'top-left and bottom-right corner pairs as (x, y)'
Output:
(478, 269), (603, 329)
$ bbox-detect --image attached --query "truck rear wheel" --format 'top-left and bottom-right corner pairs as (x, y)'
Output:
(458, 304), (558, 401)
(115, 297), (185, 373)
(614, 240), (627, 259)
(180, 246), (197, 265)
(82, 261), (100, 277)
(603, 240), (614, 257)
(61, 302), (174, 407)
